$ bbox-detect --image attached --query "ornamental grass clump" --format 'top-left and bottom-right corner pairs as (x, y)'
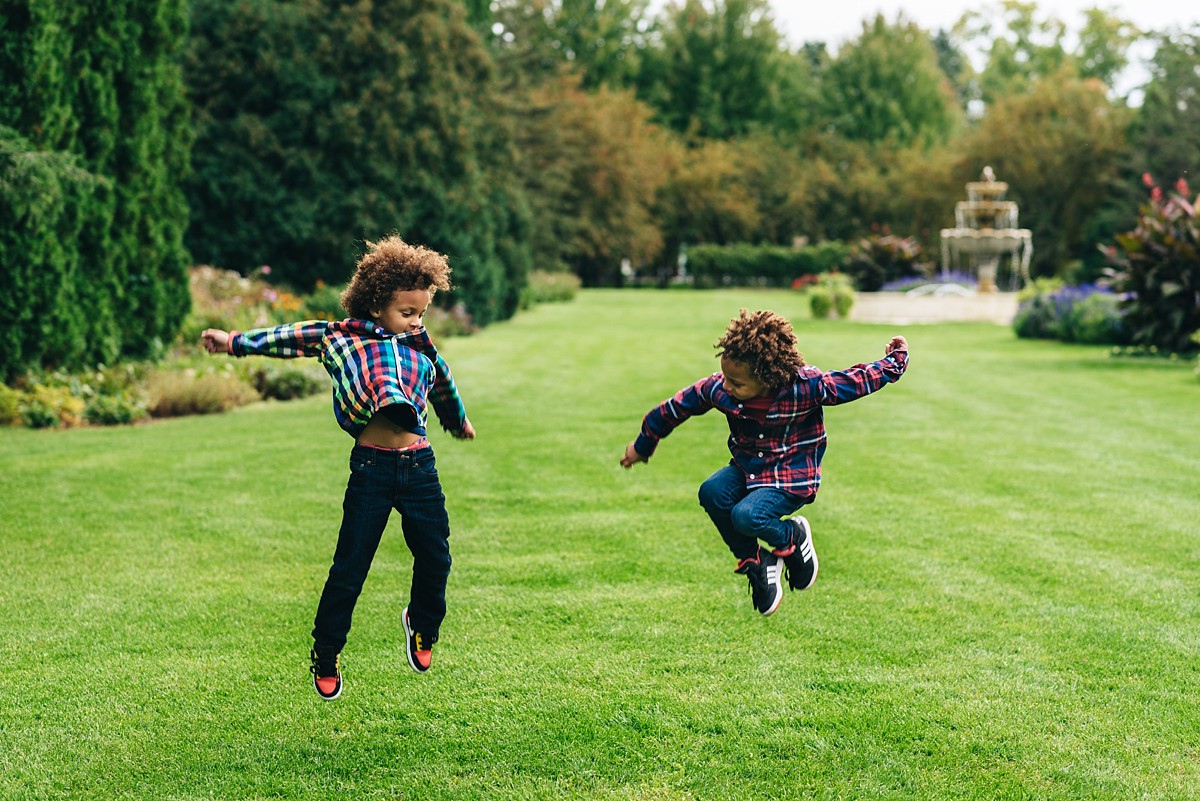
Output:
(144, 369), (260, 417)
(1103, 174), (1200, 354)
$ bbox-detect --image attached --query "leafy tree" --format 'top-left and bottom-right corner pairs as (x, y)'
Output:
(655, 138), (761, 263)
(768, 48), (827, 139)
(636, 0), (791, 139)
(508, 75), (673, 285)
(185, 0), (530, 325)
(957, 1), (1138, 104)
(959, 0), (1070, 104)
(958, 73), (1128, 277)
(1083, 30), (1200, 282)
(732, 133), (813, 246)
(1129, 31), (1200, 202)
(489, 0), (649, 89)
(760, 134), (887, 245)
(878, 142), (966, 252)
(1075, 7), (1140, 90)
(930, 28), (975, 111)
(818, 13), (961, 148)
(459, 0), (492, 29)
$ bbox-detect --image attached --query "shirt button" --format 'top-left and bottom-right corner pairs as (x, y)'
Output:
(758, 433), (764, 439)
(758, 452), (764, 457)
(748, 473), (755, 479)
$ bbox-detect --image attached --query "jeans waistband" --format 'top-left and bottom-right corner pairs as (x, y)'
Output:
(351, 441), (432, 459)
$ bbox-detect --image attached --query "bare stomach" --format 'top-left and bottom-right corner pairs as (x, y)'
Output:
(357, 414), (423, 449)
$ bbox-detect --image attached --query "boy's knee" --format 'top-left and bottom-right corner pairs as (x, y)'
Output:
(729, 504), (756, 533)
(698, 477), (729, 510)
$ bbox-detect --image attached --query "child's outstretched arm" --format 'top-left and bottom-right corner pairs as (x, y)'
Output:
(805, 335), (908, 408)
(619, 375), (720, 468)
(203, 322), (327, 358)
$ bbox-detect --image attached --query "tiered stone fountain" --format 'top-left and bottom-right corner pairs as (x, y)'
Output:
(940, 167), (1032, 292)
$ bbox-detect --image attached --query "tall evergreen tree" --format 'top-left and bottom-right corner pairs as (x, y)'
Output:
(0, 0), (192, 378)
(185, 0), (530, 325)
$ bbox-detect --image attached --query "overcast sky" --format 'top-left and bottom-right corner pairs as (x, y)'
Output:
(769, 0), (1197, 50)
(766, 0), (1198, 96)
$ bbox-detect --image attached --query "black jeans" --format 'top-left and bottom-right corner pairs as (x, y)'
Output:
(312, 444), (452, 652)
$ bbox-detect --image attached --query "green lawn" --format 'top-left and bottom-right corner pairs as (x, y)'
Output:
(2, 289), (1198, 800)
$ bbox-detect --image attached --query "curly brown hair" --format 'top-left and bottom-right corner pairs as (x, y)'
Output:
(714, 309), (806, 390)
(340, 235), (453, 319)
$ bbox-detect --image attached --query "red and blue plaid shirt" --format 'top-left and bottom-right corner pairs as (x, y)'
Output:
(229, 320), (467, 439)
(634, 350), (908, 498)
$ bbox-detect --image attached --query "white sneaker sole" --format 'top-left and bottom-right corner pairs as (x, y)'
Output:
(403, 607), (430, 673)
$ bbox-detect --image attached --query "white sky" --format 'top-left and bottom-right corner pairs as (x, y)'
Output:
(768, 0), (1199, 96)
(769, 0), (1197, 50)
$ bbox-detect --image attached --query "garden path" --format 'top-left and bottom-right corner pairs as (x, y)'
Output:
(850, 291), (1019, 325)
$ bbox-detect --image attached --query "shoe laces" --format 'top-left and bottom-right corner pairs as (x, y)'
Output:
(310, 648), (339, 678)
(736, 557), (770, 604)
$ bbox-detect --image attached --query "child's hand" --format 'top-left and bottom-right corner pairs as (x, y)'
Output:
(886, 335), (908, 355)
(201, 329), (230, 354)
(454, 418), (477, 440)
(620, 442), (647, 469)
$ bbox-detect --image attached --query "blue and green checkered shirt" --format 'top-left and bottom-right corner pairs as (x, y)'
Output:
(229, 319), (467, 439)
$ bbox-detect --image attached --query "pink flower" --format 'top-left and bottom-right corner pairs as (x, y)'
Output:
(1150, 186), (1163, 202)
(1175, 178), (1190, 197)
(260, 265), (272, 275)
(1142, 172), (1154, 187)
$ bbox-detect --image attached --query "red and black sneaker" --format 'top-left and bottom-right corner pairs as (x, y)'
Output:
(309, 646), (342, 701)
(772, 515), (818, 591)
(734, 548), (784, 616)
(402, 607), (435, 673)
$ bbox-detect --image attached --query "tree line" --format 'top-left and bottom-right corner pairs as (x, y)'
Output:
(2, 0), (1198, 380)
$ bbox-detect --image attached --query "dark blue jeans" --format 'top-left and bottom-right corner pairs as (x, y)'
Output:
(698, 464), (806, 562)
(312, 444), (451, 652)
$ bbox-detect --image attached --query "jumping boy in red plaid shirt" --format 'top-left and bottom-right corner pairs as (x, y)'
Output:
(621, 309), (908, 616)
(202, 235), (474, 699)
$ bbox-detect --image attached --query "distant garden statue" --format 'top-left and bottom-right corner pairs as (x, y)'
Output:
(940, 167), (1033, 292)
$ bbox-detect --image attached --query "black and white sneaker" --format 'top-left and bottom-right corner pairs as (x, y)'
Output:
(734, 549), (784, 616)
(772, 515), (818, 591)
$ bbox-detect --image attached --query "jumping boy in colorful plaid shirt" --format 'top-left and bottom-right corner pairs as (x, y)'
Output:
(621, 309), (908, 616)
(202, 235), (475, 699)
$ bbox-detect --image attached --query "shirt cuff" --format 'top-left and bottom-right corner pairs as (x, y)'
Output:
(634, 433), (658, 459)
